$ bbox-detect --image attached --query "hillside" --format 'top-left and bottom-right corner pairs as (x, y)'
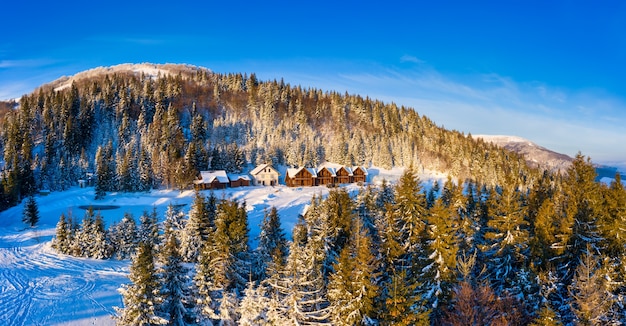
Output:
(0, 63), (540, 212)
(475, 134), (573, 172)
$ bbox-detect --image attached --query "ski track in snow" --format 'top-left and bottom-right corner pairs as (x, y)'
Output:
(0, 167), (426, 325)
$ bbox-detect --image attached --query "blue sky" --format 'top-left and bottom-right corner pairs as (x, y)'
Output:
(2, 1), (625, 165)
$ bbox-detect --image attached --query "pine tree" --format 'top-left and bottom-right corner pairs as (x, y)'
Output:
(22, 195), (39, 227)
(255, 207), (287, 279)
(327, 216), (380, 326)
(138, 208), (160, 248)
(383, 269), (430, 326)
(237, 281), (269, 326)
(181, 191), (214, 262)
(53, 213), (70, 254)
(205, 199), (250, 291)
(218, 291), (240, 326)
(482, 184), (531, 294)
(116, 241), (167, 325)
(193, 240), (219, 325)
(159, 227), (191, 326)
(110, 212), (139, 260)
(568, 246), (616, 325)
(421, 197), (459, 311)
(91, 211), (111, 259)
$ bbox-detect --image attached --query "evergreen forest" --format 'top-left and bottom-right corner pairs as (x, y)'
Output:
(1, 64), (625, 324)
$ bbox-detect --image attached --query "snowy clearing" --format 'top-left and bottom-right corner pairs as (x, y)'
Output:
(0, 167), (443, 325)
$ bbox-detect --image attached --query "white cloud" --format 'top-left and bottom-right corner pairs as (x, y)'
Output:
(400, 55), (425, 64)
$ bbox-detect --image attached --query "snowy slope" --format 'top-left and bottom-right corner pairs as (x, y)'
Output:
(475, 134), (573, 172)
(0, 166), (442, 325)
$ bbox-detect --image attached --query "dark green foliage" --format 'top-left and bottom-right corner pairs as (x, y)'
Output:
(256, 206), (288, 279)
(116, 241), (167, 325)
(22, 195), (39, 227)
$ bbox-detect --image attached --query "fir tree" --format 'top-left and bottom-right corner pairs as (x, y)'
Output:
(181, 191), (214, 262)
(22, 195), (39, 227)
(116, 241), (167, 325)
(138, 208), (160, 248)
(421, 197), (459, 312)
(159, 227), (191, 326)
(327, 216), (380, 326)
(53, 213), (70, 254)
(255, 206), (287, 279)
(568, 246), (616, 325)
(237, 281), (269, 326)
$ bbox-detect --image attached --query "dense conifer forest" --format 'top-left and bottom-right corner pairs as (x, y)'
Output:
(2, 64), (625, 324)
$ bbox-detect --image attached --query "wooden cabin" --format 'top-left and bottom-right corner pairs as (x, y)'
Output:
(249, 164), (280, 186)
(286, 167), (316, 187)
(352, 166), (368, 183)
(194, 170), (229, 190)
(335, 166), (352, 184)
(316, 167), (335, 186)
(229, 174), (251, 188)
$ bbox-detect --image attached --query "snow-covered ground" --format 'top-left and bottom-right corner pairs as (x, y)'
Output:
(0, 166), (444, 325)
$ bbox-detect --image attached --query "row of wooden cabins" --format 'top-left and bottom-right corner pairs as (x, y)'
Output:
(193, 163), (368, 190)
(285, 163), (368, 187)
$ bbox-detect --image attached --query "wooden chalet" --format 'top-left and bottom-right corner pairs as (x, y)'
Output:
(228, 174), (251, 188)
(285, 167), (316, 187)
(351, 166), (368, 183)
(194, 170), (229, 190)
(335, 166), (352, 184)
(315, 166), (335, 186)
(249, 164), (280, 186)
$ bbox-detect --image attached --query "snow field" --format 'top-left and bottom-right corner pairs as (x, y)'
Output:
(0, 166), (442, 325)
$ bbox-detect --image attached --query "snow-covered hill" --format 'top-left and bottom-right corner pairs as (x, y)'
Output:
(475, 134), (573, 173)
(45, 63), (205, 92)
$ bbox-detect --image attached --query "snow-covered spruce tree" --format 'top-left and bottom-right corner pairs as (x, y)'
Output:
(138, 208), (160, 248)
(159, 226), (191, 326)
(109, 212), (139, 260)
(205, 199), (250, 291)
(53, 213), (70, 254)
(555, 154), (605, 283)
(116, 241), (167, 325)
(567, 246), (618, 325)
(601, 173), (626, 258)
(218, 291), (240, 326)
(421, 197), (459, 315)
(266, 227), (331, 325)
(392, 167), (428, 268)
(91, 210), (112, 259)
(482, 185), (529, 275)
(327, 216), (380, 326)
(72, 207), (96, 257)
(163, 202), (186, 237)
(95, 141), (116, 200)
(237, 281), (269, 326)
(193, 239), (220, 325)
(254, 206), (288, 280)
(181, 191), (215, 262)
(22, 195), (39, 227)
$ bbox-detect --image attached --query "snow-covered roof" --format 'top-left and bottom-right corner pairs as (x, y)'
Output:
(249, 163), (279, 176)
(286, 167), (317, 178)
(352, 166), (369, 175)
(194, 170), (229, 184)
(228, 174), (251, 181)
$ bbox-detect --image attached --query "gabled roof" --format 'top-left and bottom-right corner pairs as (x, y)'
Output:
(352, 166), (369, 175)
(319, 162), (354, 176)
(249, 163), (280, 176)
(228, 174), (251, 181)
(286, 167), (317, 178)
(194, 170), (229, 184)
(317, 166), (337, 177)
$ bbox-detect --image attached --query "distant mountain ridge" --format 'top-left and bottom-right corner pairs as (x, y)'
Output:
(475, 135), (573, 173)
